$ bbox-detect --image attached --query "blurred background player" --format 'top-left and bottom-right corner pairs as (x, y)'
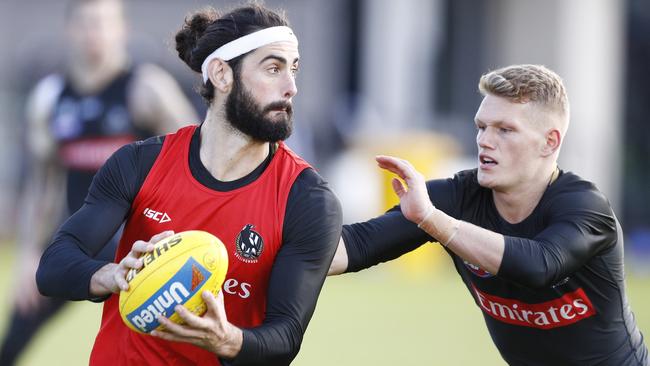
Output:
(0, 0), (197, 364)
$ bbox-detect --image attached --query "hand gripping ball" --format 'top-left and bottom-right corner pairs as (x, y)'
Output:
(119, 230), (228, 334)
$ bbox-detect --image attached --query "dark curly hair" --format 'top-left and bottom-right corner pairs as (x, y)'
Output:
(175, 2), (289, 105)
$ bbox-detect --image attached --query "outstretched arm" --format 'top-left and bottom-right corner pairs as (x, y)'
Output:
(37, 140), (162, 299)
(376, 154), (505, 275)
(377, 155), (617, 288)
(330, 157), (458, 275)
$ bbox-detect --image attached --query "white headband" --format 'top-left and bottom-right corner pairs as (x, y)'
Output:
(201, 26), (298, 83)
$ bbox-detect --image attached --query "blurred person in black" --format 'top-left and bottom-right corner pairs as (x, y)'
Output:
(330, 64), (649, 365)
(0, 0), (196, 364)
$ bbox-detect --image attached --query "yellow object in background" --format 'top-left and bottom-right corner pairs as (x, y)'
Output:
(354, 131), (460, 278)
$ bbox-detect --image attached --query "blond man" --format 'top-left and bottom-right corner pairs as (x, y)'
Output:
(330, 65), (648, 365)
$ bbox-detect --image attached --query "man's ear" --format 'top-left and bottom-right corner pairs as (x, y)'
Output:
(541, 128), (561, 157)
(207, 58), (234, 93)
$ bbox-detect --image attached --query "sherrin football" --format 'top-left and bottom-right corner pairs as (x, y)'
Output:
(119, 230), (228, 334)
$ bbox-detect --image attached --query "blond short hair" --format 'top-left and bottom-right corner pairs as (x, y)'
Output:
(479, 64), (569, 126)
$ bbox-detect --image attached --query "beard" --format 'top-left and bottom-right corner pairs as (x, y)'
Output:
(225, 73), (293, 142)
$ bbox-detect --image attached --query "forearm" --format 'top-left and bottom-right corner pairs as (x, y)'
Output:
(36, 189), (130, 299)
(418, 207), (504, 275)
(219, 169), (341, 365)
(37, 142), (146, 300)
(37, 233), (109, 300)
(231, 248), (335, 365)
(231, 320), (302, 365)
(17, 190), (43, 257)
(21, 76), (63, 256)
(17, 163), (63, 256)
(343, 211), (431, 273)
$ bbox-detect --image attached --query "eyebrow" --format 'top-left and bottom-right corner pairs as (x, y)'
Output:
(474, 118), (515, 127)
(259, 54), (300, 65)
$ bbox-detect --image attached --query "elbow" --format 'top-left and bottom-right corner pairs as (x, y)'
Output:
(35, 258), (52, 296)
(283, 343), (301, 365)
(501, 240), (564, 289)
(240, 318), (303, 366)
(519, 275), (554, 290)
(289, 332), (303, 360)
(507, 265), (559, 290)
(274, 346), (300, 366)
(35, 245), (63, 297)
(275, 324), (303, 365)
(277, 320), (305, 365)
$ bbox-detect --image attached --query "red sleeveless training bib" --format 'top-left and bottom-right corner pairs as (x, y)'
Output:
(90, 125), (310, 365)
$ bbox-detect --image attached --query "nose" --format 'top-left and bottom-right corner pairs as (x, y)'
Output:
(477, 127), (495, 149)
(283, 72), (298, 99)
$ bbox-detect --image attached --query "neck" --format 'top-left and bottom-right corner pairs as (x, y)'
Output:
(68, 50), (128, 94)
(492, 163), (558, 224)
(199, 108), (270, 182)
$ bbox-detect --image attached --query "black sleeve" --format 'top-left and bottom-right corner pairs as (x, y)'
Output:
(499, 188), (618, 289)
(227, 168), (342, 366)
(36, 137), (162, 300)
(344, 178), (456, 272)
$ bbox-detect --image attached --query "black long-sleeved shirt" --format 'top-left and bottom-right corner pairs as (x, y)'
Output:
(343, 169), (648, 366)
(37, 126), (342, 365)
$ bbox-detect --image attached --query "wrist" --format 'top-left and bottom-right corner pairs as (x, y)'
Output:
(218, 324), (243, 359)
(417, 208), (460, 247)
(416, 205), (436, 228)
(89, 262), (117, 297)
(442, 219), (461, 247)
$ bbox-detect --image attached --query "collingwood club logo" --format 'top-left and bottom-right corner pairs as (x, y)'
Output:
(235, 224), (264, 263)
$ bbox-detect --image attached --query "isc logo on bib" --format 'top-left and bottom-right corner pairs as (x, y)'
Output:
(143, 207), (171, 223)
(126, 257), (210, 333)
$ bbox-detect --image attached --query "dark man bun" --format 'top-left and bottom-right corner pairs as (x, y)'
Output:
(174, 8), (220, 73)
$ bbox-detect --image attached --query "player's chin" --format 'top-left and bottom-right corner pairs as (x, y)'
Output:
(477, 172), (497, 189)
(266, 111), (290, 123)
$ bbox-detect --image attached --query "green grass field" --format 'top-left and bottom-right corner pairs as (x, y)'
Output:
(1, 243), (648, 365)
